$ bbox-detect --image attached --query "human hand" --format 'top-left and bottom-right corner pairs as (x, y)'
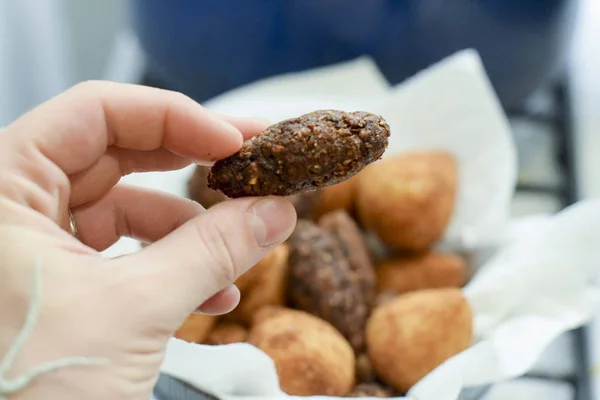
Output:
(0, 81), (296, 399)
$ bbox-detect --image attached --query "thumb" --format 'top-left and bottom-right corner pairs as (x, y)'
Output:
(121, 196), (296, 316)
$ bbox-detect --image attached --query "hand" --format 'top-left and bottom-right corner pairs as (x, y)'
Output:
(0, 81), (296, 399)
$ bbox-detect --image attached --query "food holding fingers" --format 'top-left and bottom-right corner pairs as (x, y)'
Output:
(208, 110), (390, 198)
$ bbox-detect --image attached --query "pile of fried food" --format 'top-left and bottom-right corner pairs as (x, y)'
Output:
(175, 111), (473, 398)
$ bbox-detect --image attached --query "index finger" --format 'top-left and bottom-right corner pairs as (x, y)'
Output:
(5, 81), (262, 175)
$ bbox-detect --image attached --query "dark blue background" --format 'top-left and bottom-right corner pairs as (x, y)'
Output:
(131, 0), (579, 109)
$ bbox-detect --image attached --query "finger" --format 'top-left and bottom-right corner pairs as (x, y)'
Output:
(68, 117), (269, 206)
(195, 285), (240, 315)
(120, 197), (296, 317)
(1, 82), (268, 218)
(71, 184), (204, 251)
(6, 81), (248, 175)
(68, 147), (191, 207)
(212, 113), (269, 140)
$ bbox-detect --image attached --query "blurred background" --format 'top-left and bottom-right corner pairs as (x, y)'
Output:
(1, 0), (599, 399)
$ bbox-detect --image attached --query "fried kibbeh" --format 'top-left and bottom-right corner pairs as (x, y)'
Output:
(187, 165), (228, 208)
(377, 252), (467, 294)
(227, 244), (289, 325)
(356, 151), (457, 251)
(205, 322), (248, 345)
(366, 288), (472, 393)
(319, 210), (376, 308)
(208, 110), (390, 197)
(248, 307), (355, 396)
(174, 313), (217, 343)
(348, 383), (395, 398)
(287, 220), (372, 352)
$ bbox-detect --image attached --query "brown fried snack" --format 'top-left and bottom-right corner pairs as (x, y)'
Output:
(287, 220), (372, 352)
(227, 244), (289, 325)
(187, 165), (228, 208)
(377, 252), (467, 294)
(355, 353), (376, 384)
(208, 110), (390, 197)
(205, 322), (248, 345)
(348, 383), (395, 398)
(319, 210), (376, 308)
(248, 307), (355, 397)
(174, 313), (217, 343)
(366, 288), (472, 393)
(356, 151), (457, 252)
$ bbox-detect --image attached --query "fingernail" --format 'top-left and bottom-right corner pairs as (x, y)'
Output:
(247, 197), (296, 247)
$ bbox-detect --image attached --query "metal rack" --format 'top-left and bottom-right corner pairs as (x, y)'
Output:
(509, 77), (590, 400)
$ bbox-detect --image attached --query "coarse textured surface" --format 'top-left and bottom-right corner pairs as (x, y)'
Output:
(205, 322), (248, 345)
(356, 151), (457, 252)
(287, 220), (372, 352)
(248, 307), (355, 397)
(366, 288), (472, 393)
(187, 165), (228, 208)
(348, 383), (396, 398)
(173, 314), (217, 344)
(319, 210), (376, 309)
(377, 252), (467, 294)
(208, 110), (390, 197)
(227, 244), (289, 325)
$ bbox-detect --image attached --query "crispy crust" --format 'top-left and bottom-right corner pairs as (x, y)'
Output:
(287, 220), (371, 352)
(319, 210), (376, 309)
(366, 288), (472, 393)
(248, 307), (355, 396)
(356, 151), (457, 251)
(208, 110), (390, 197)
